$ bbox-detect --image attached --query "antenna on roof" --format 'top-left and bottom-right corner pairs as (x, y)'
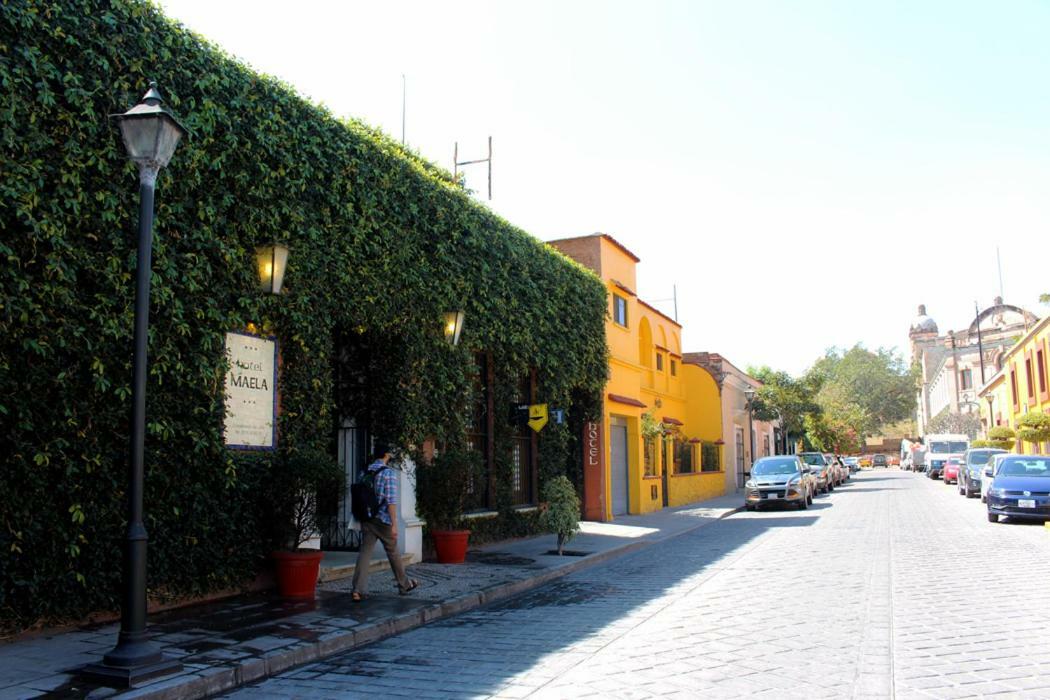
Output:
(454, 136), (492, 200)
(996, 245), (1004, 300)
(649, 284), (679, 322)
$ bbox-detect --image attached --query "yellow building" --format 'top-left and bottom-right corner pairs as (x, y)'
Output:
(550, 234), (724, 520)
(978, 315), (1050, 454)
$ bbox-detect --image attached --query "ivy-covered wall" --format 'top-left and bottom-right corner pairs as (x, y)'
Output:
(0, 0), (608, 632)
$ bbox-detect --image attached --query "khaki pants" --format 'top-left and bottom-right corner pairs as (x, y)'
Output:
(351, 519), (411, 594)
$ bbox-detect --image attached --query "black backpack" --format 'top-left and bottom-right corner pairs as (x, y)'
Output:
(350, 467), (386, 522)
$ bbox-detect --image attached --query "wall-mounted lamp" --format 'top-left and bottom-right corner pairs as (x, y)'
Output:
(443, 310), (465, 346)
(256, 243), (289, 294)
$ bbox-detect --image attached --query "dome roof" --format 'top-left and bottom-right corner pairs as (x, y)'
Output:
(910, 304), (938, 334)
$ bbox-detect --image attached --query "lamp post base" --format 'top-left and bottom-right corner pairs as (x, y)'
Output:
(81, 656), (182, 689)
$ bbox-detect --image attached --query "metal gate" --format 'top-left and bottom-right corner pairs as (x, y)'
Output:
(320, 418), (369, 551)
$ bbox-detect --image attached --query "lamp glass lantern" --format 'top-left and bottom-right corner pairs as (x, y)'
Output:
(256, 243), (289, 294)
(111, 82), (186, 170)
(744, 388), (756, 404)
(443, 310), (465, 346)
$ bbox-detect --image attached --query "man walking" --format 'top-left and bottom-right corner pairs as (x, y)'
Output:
(351, 443), (419, 601)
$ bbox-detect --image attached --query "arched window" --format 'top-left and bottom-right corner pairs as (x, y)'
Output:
(638, 317), (653, 368)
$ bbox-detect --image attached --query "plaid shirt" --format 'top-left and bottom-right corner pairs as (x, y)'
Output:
(367, 460), (398, 525)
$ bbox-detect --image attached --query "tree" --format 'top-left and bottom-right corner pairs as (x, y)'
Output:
(805, 345), (915, 437)
(926, 409), (982, 440)
(747, 366), (821, 444)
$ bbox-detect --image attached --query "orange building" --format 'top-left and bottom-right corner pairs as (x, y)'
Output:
(550, 234), (725, 520)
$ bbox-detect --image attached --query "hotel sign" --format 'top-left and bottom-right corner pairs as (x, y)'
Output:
(582, 419), (605, 521)
(224, 331), (278, 450)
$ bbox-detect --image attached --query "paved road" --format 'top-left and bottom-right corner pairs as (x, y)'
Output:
(225, 470), (1050, 699)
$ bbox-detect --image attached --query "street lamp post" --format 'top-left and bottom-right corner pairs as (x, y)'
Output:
(82, 82), (187, 687)
(744, 387), (756, 481)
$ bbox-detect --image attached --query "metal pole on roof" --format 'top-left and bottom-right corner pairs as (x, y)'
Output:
(975, 301), (987, 386)
(453, 137), (493, 200)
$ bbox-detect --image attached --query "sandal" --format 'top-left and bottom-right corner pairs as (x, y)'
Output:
(399, 579), (419, 595)
(351, 591), (367, 602)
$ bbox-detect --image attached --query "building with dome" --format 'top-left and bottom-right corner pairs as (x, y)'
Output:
(910, 298), (1040, 436)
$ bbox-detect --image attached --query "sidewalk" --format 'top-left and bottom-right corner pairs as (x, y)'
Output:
(0, 494), (742, 700)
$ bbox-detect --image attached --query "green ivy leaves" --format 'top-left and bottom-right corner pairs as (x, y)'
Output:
(0, 0), (608, 633)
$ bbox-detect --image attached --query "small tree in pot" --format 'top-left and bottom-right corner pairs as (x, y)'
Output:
(542, 475), (581, 555)
(263, 449), (344, 598)
(414, 446), (482, 563)
(987, 426), (1017, 451)
(1017, 411), (1050, 452)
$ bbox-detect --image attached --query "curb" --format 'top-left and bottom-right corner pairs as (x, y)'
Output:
(122, 505), (743, 699)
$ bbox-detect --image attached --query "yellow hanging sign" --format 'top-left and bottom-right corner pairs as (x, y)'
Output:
(528, 403), (549, 433)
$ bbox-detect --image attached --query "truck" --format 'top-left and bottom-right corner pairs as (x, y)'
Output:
(923, 433), (970, 479)
(901, 438), (927, 472)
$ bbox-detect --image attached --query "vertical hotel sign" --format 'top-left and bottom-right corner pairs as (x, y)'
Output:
(582, 419), (605, 521)
(224, 331), (277, 450)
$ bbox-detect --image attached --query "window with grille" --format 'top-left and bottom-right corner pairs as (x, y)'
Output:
(701, 442), (721, 472)
(675, 440), (694, 474)
(959, 369), (972, 390)
(465, 353), (491, 511)
(644, 438), (656, 476)
(510, 375), (534, 506)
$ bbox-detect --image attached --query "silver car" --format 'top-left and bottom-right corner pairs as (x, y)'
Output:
(744, 456), (815, 511)
(800, 452), (834, 494)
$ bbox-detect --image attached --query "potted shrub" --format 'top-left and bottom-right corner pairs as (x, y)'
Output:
(1017, 411), (1050, 452)
(264, 449), (343, 598)
(414, 446), (481, 563)
(987, 426), (1017, 451)
(542, 475), (581, 555)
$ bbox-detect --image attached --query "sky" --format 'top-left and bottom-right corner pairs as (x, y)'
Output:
(157, 0), (1050, 375)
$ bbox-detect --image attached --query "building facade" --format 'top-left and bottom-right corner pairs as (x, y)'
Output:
(683, 352), (782, 493)
(978, 315), (1050, 455)
(910, 299), (1040, 436)
(550, 234), (725, 520)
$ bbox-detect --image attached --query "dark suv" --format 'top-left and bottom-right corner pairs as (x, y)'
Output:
(872, 454), (888, 468)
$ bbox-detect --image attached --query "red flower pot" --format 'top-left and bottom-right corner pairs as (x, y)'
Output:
(272, 550), (324, 599)
(431, 529), (471, 564)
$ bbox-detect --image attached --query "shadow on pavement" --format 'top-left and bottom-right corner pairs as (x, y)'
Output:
(267, 514), (819, 697)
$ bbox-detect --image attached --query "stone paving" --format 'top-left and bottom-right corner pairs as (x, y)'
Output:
(224, 470), (1050, 699)
(0, 496), (740, 699)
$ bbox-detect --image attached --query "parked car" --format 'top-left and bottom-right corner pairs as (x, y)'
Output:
(981, 453), (1011, 503)
(843, 456), (860, 473)
(800, 452), (834, 494)
(744, 456), (815, 511)
(986, 455), (1050, 523)
(942, 457), (962, 485)
(959, 448), (1007, 498)
(823, 453), (844, 485)
(833, 455), (850, 482)
(872, 454), (888, 468)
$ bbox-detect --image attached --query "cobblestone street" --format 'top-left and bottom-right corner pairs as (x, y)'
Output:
(226, 470), (1050, 699)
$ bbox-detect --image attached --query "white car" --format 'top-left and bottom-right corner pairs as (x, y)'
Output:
(980, 453), (1012, 503)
